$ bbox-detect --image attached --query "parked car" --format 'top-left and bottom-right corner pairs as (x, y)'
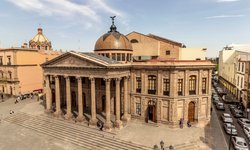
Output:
(243, 126), (250, 140)
(216, 102), (225, 110)
(231, 136), (248, 150)
(213, 99), (220, 105)
(229, 105), (237, 112)
(221, 113), (233, 123)
(224, 123), (237, 135)
(238, 118), (250, 127)
(232, 109), (244, 118)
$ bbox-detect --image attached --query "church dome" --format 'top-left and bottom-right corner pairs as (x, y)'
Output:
(29, 27), (52, 50)
(94, 18), (132, 51)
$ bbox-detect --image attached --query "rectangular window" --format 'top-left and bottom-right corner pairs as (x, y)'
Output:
(122, 53), (125, 61)
(242, 63), (244, 72)
(0, 56), (2, 65)
(166, 50), (170, 55)
(101, 79), (105, 86)
(127, 54), (130, 61)
(136, 103), (141, 115)
(106, 53), (110, 58)
(7, 56), (11, 65)
(238, 62), (240, 71)
(189, 76), (196, 95)
(112, 53), (116, 60)
(117, 53), (121, 61)
(148, 75), (156, 94)
(238, 76), (240, 86)
(136, 77), (141, 93)
(202, 78), (207, 94)
(163, 78), (170, 96)
(241, 77), (243, 88)
(178, 79), (183, 96)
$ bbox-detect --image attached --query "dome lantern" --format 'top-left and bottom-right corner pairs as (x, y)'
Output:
(29, 27), (52, 50)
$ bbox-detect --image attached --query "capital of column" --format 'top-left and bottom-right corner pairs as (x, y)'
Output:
(76, 76), (82, 80)
(89, 77), (95, 82)
(104, 78), (111, 82)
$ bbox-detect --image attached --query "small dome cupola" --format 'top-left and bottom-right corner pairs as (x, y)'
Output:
(94, 16), (133, 62)
(29, 27), (52, 50)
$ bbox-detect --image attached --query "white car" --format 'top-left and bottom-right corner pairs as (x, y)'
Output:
(221, 113), (233, 123)
(243, 126), (250, 140)
(238, 118), (250, 127)
(231, 136), (248, 150)
(224, 123), (237, 135)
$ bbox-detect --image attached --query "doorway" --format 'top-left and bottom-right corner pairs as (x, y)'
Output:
(188, 102), (195, 122)
(148, 100), (156, 122)
(102, 95), (106, 112)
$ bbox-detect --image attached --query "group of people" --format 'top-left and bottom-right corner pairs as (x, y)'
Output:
(179, 118), (192, 128)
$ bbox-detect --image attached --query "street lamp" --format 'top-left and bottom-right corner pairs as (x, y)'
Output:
(228, 123), (232, 150)
(160, 140), (164, 149)
(247, 108), (250, 119)
(169, 145), (174, 150)
(153, 144), (159, 150)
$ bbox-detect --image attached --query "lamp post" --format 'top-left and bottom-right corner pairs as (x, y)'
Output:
(169, 145), (174, 150)
(153, 144), (159, 150)
(153, 141), (174, 150)
(228, 123), (232, 150)
(160, 140), (164, 149)
(247, 108), (250, 119)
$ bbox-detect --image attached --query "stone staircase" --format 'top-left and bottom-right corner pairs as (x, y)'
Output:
(4, 112), (151, 150)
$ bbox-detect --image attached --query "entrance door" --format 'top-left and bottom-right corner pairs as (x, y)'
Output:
(188, 102), (195, 122)
(148, 105), (156, 122)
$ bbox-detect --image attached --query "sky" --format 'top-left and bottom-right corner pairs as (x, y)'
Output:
(0, 0), (250, 58)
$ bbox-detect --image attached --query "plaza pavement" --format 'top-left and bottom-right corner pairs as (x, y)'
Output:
(0, 97), (223, 150)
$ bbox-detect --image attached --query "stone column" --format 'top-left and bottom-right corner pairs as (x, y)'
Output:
(198, 70), (203, 95)
(170, 70), (178, 97)
(45, 75), (52, 113)
(115, 78), (123, 128)
(65, 76), (72, 120)
(76, 77), (85, 122)
(184, 70), (189, 96)
(122, 76), (130, 121)
(104, 78), (112, 131)
(89, 77), (97, 126)
(54, 75), (62, 117)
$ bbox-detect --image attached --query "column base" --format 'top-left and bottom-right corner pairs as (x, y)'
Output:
(53, 111), (62, 118)
(64, 113), (73, 120)
(122, 114), (131, 122)
(89, 118), (98, 127)
(45, 109), (52, 114)
(76, 115), (85, 122)
(104, 121), (112, 132)
(115, 120), (123, 129)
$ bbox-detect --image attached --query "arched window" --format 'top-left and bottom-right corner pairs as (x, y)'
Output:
(8, 71), (12, 79)
(37, 45), (40, 50)
(130, 39), (139, 43)
(189, 75), (196, 95)
(45, 46), (48, 50)
(148, 75), (156, 94)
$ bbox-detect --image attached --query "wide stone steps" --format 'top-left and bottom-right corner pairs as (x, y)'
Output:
(4, 113), (151, 150)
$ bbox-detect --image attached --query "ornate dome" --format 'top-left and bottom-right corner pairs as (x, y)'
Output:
(94, 17), (132, 51)
(29, 27), (52, 50)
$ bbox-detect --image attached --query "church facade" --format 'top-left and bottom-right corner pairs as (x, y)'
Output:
(42, 18), (214, 130)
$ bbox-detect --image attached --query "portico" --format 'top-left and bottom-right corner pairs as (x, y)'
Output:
(42, 52), (131, 130)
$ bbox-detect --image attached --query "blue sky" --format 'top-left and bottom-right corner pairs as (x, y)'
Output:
(0, 0), (250, 58)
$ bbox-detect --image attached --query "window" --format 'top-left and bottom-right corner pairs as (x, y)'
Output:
(163, 78), (170, 96)
(127, 54), (130, 61)
(8, 71), (12, 79)
(130, 39), (139, 43)
(136, 77), (141, 93)
(242, 63), (244, 72)
(101, 79), (105, 86)
(238, 76), (240, 86)
(238, 62), (240, 71)
(189, 75), (196, 95)
(202, 78), (207, 94)
(45, 46), (48, 50)
(166, 50), (170, 55)
(2, 86), (4, 93)
(7, 56), (11, 65)
(136, 103), (141, 115)
(37, 45), (40, 50)
(122, 53), (125, 61)
(178, 79), (183, 96)
(148, 75), (156, 94)
(0, 56), (2, 65)
(241, 77), (243, 88)
(117, 53), (121, 61)
(112, 53), (116, 60)
(106, 53), (110, 58)
(82, 78), (86, 84)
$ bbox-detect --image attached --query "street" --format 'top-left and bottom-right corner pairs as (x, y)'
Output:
(213, 82), (250, 150)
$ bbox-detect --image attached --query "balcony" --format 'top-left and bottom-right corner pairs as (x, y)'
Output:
(163, 91), (169, 96)
(189, 90), (196, 95)
(136, 88), (141, 93)
(148, 89), (156, 95)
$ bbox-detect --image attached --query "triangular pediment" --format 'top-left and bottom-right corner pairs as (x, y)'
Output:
(42, 52), (106, 68)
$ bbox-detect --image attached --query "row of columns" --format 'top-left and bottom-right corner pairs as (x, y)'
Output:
(45, 75), (130, 130)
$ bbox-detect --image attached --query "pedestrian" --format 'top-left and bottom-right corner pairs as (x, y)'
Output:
(187, 121), (191, 128)
(179, 118), (183, 129)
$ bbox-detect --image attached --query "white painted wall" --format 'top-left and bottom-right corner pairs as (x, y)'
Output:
(179, 48), (206, 60)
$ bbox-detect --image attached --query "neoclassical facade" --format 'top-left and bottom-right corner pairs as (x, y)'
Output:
(42, 52), (214, 130)
(42, 18), (214, 130)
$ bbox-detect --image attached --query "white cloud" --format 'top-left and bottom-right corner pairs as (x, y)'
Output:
(6, 0), (125, 28)
(217, 0), (240, 2)
(206, 14), (244, 19)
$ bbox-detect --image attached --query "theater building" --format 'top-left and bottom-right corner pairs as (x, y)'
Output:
(42, 18), (214, 130)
